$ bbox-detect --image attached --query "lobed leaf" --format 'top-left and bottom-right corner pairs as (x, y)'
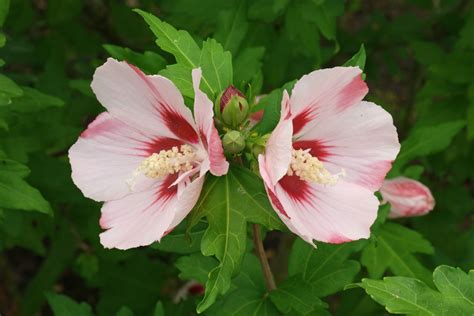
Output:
(358, 265), (474, 315)
(46, 293), (94, 316)
(0, 159), (52, 215)
(361, 223), (434, 285)
(188, 165), (283, 312)
(289, 238), (363, 297)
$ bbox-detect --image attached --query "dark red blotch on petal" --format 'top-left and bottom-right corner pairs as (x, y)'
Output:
(292, 108), (314, 135)
(157, 174), (179, 202)
(279, 175), (313, 205)
(267, 189), (289, 218)
(199, 129), (208, 150)
(159, 106), (199, 144)
(145, 137), (184, 155)
(127, 63), (199, 144)
(292, 140), (333, 161)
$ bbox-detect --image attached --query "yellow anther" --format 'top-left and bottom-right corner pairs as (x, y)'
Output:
(288, 149), (345, 185)
(138, 144), (196, 179)
(126, 144), (200, 191)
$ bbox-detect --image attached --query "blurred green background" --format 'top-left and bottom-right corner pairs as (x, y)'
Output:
(0, 0), (473, 315)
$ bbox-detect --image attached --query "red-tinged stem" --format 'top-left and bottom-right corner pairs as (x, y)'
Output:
(252, 224), (277, 291)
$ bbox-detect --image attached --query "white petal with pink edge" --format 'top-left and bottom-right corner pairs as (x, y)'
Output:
(259, 159), (379, 245)
(296, 101), (400, 191)
(68, 112), (167, 202)
(91, 58), (200, 144)
(191, 68), (229, 176)
(262, 91), (293, 186)
(290, 67), (368, 136)
(99, 172), (205, 250)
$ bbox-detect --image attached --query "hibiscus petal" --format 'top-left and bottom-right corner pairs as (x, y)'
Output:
(261, 90), (293, 186)
(91, 58), (199, 144)
(69, 112), (183, 201)
(99, 172), (205, 249)
(290, 67), (368, 136)
(296, 101), (400, 191)
(191, 68), (229, 176)
(261, 175), (379, 245)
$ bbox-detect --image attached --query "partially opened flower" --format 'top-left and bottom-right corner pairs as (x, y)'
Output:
(380, 177), (435, 218)
(69, 58), (228, 249)
(258, 67), (400, 245)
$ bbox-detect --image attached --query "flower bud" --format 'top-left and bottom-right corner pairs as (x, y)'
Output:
(380, 177), (435, 218)
(222, 130), (246, 154)
(216, 85), (249, 128)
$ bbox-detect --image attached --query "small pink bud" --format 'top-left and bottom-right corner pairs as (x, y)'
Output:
(188, 283), (205, 295)
(215, 85), (249, 128)
(173, 280), (204, 303)
(219, 85), (245, 111)
(380, 177), (435, 218)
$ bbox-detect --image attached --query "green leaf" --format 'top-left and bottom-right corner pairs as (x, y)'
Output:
(176, 253), (218, 284)
(211, 290), (278, 315)
(47, 0), (83, 25)
(199, 38), (233, 96)
(410, 41), (446, 67)
(393, 120), (466, 172)
(248, 0), (290, 23)
(467, 83), (474, 140)
(233, 47), (265, 89)
(358, 265), (474, 315)
(206, 254), (279, 315)
(152, 225), (205, 254)
(153, 302), (165, 316)
(289, 238), (363, 297)
(136, 9), (232, 99)
(116, 306), (134, 316)
(252, 80), (296, 134)
(214, 0), (248, 55)
(0, 0), (9, 27)
(0, 159), (52, 215)
(0, 116), (7, 130)
(269, 274), (329, 315)
(0, 74), (23, 104)
(343, 44), (366, 71)
(160, 64), (195, 99)
(46, 293), (94, 316)
(433, 265), (474, 309)
(310, 0), (344, 41)
(9, 87), (64, 112)
(189, 165), (283, 312)
(134, 9), (200, 67)
(103, 44), (166, 74)
(0, 32), (5, 48)
(361, 223), (434, 285)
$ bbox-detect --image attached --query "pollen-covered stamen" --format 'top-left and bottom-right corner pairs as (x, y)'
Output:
(138, 144), (197, 179)
(288, 149), (345, 185)
(127, 144), (203, 191)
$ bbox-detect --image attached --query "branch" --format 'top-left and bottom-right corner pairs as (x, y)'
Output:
(252, 224), (277, 291)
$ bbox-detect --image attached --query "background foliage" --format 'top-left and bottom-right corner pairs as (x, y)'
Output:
(0, 0), (473, 315)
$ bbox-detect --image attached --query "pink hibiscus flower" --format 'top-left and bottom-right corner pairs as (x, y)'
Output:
(380, 177), (435, 218)
(258, 67), (400, 245)
(69, 58), (228, 249)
